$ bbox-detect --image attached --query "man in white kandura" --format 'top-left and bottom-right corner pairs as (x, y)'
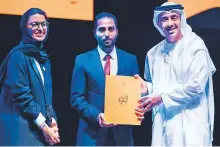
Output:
(135, 2), (216, 146)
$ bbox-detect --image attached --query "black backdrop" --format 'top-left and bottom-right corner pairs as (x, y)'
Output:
(0, 0), (219, 145)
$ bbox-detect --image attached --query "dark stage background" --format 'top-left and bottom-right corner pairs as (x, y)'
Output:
(0, 0), (219, 145)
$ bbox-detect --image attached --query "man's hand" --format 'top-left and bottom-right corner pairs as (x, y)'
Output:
(98, 113), (116, 128)
(134, 74), (148, 95)
(138, 95), (162, 113)
(133, 74), (148, 121)
(135, 105), (145, 121)
(40, 122), (60, 145)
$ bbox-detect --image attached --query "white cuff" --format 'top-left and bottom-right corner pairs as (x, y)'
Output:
(34, 112), (46, 127)
(52, 117), (57, 124)
(146, 82), (153, 94)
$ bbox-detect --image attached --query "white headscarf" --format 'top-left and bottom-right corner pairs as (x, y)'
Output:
(153, 2), (190, 37)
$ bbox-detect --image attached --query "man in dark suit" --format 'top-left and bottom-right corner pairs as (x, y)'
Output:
(70, 12), (140, 146)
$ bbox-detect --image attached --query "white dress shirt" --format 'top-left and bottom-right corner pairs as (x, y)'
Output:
(97, 46), (118, 75)
(33, 59), (46, 127)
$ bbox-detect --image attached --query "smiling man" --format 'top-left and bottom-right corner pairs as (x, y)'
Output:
(135, 2), (216, 146)
(70, 12), (139, 146)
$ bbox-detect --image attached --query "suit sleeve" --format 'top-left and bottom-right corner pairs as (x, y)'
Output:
(51, 106), (57, 121)
(5, 51), (41, 120)
(70, 55), (101, 124)
(132, 56), (139, 75)
(47, 60), (58, 122)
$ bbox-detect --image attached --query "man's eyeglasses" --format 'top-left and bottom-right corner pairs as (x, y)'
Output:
(27, 21), (49, 29)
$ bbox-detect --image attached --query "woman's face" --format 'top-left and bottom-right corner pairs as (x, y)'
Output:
(26, 13), (48, 41)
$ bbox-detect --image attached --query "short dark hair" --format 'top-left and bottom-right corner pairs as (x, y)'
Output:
(94, 12), (117, 30)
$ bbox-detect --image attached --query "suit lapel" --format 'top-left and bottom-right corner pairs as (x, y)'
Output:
(91, 49), (105, 88)
(29, 57), (44, 90)
(116, 48), (124, 75)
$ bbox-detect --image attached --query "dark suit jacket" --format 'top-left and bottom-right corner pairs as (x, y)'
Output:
(0, 51), (56, 145)
(70, 48), (139, 146)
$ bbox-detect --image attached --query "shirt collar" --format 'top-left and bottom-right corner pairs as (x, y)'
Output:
(97, 45), (117, 60)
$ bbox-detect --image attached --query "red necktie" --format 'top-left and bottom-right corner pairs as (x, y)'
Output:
(104, 55), (111, 75)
